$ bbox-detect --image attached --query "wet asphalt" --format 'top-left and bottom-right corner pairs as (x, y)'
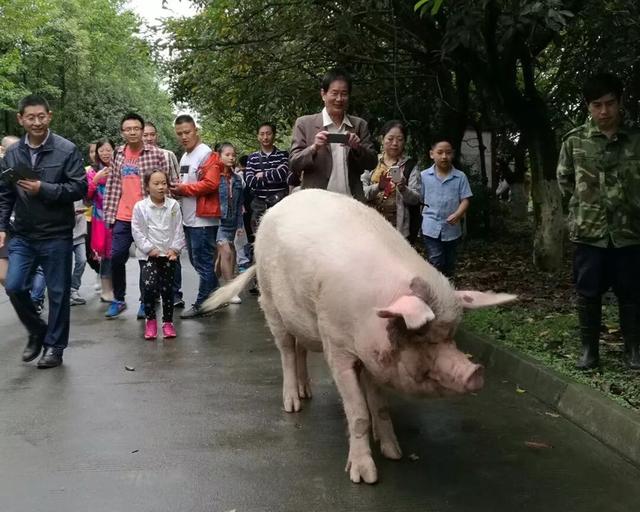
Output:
(1, 260), (639, 512)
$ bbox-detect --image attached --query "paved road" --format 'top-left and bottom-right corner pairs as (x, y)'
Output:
(1, 261), (639, 512)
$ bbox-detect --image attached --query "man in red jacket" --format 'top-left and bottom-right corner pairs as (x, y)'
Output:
(169, 115), (222, 318)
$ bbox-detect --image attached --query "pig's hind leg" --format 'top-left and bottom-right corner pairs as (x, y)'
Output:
(261, 300), (303, 412)
(295, 341), (312, 399)
(360, 371), (402, 460)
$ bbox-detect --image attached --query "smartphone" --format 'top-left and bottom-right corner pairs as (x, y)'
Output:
(1, 166), (39, 183)
(388, 165), (403, 184)
(326, 132), (349, 144)
(1, 168), (21, 183)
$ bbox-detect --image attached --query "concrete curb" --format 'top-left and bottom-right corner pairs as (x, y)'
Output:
(458, 326), (640, 467)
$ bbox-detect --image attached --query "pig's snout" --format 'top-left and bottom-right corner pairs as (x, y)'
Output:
(432, 346), (485, 394)
(464, 364), (484, 392)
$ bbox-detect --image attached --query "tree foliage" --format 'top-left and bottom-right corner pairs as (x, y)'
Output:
(0, 0), (178, 154)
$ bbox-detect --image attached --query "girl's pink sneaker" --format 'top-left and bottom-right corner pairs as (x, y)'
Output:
(144, 319), (158, 340)
(162, 322), (177, 339)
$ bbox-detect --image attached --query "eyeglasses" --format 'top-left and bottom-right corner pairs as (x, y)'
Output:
(22, 114), (49, 123)
(122, 127), (142, 133)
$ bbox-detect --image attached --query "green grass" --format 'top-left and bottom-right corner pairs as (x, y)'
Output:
(464, 306), (640, 410)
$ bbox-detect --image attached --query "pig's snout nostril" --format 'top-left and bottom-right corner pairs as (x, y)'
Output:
(465, 366), (485, 392)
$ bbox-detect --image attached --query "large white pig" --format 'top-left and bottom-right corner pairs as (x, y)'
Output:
(204, 189), (515, 484)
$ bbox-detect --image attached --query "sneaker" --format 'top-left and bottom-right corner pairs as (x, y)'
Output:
(137, 303), (146, 320)
(105, 300), (127, 318)
(162, 322), (177, 338)
(180, 304), (204, 319)
(70, 289), (86, 306)
(173, 298), (185, 309)
(144, 319), (158, 340)
(229, 295), (242, 304)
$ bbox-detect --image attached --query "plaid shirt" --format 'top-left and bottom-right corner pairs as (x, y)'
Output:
(103, 144), (168, 225)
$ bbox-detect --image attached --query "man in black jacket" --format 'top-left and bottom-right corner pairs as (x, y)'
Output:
(0, 94), (87, 368)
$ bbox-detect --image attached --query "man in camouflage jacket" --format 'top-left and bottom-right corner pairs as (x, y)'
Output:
(557, 72), (640, 371)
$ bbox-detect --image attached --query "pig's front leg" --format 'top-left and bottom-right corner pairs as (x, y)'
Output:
(328, 353), (377, 484)
(360, 370), (402, 460)
(295, 340), (312, 399)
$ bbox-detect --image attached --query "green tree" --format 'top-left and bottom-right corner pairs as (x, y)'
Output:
(0, 0), (178, 154)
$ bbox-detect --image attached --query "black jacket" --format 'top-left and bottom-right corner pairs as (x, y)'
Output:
(0, 132), (87, 240)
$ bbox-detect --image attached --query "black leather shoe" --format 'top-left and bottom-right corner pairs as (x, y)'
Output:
(22, 334), (44, 362)
(37, 348), (63, 369)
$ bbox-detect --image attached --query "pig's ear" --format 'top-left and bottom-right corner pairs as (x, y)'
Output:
(455, 291), (517, 309)
(376, 295), (435, 329)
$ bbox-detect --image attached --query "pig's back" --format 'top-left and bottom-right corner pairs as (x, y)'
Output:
(256, 189), (422, 276)
(254, 190), (440, 340)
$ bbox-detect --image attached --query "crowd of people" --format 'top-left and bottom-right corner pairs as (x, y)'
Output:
(0, 68), (638, 373)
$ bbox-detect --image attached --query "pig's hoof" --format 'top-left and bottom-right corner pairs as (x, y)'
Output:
(380, 441), (402, 460)
(346, 456), (378, 484)
(298, 382), (312, 399)
(283, 393), (302, 413)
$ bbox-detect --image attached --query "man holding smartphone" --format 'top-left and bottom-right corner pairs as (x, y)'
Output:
(289, 68), (377, 200)
(0, 94), (87, 368)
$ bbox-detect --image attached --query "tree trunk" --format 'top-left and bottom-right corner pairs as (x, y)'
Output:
(510, 138), (528, 221)
(530, 178), (564, 271)
(528, 142), (565, 271)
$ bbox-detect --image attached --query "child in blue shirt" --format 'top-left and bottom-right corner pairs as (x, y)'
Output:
(420, 137), (472, 278)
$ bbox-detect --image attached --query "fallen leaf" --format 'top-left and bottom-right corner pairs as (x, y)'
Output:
(465, 353), (474, 358)
(408, 453), (420, 461)
(131, 449), (139, 454)
(516, 386), (526, 394)
(125, 365), (135, 371)
(545, 412), (560, 418)
(525, 441), (552, 449)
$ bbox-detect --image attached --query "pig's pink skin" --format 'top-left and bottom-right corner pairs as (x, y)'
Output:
(211, 189), (515, 485)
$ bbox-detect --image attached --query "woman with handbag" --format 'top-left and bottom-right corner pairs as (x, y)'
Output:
(86, 138), (115, 302)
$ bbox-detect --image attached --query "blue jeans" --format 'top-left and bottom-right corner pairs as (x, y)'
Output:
(71, 241), (87, 291)
(5, 236), (73, 352)
(423, 235), (459, 278)
(184, 226), (218, 305)
(30, 266), (46, 303)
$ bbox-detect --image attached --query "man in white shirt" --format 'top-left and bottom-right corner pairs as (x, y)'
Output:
(170, 115), (220, 318)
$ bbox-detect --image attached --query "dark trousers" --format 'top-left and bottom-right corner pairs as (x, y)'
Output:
(573, 243), (640, 303)
(141, 257), (176, 322)
(173, 257), (183, 300)
(423, 235), (460, 278)
(111, 220), (133, 302)
(5, 236), (73, 352)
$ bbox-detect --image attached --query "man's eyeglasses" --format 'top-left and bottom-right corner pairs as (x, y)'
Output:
(122, 127), (142, 133)
(22, 114), (49, 123)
